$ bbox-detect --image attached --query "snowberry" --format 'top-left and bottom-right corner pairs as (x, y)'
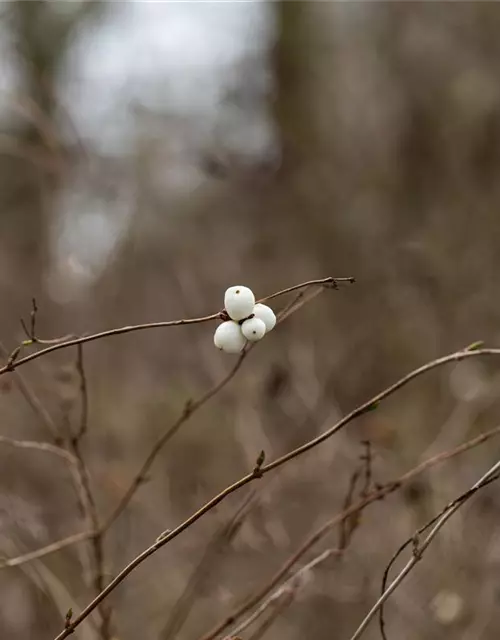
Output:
(252, 303), (276, 333)
(214, 321), (246, 353)
(224, 285), (255, 321)
(241, 317), (266, 342)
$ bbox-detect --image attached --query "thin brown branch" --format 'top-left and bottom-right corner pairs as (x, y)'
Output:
(199, 422), (500, 640)
(69, 345), (111, 640)
(260, 276), (355, 303)
(53, 347), (500, 640)
(1, 315), (219, 374)
(1, 276), (353, 376)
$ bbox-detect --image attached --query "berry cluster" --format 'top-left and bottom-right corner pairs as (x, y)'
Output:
(214, 286), (277, 353)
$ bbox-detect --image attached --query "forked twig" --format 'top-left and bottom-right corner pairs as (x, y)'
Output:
(348, 459), (500, 640)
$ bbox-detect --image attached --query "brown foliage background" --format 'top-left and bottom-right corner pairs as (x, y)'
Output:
(1, 3), (500, 639)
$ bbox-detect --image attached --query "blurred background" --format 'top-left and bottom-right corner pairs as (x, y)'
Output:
(1, 2), (500, 639)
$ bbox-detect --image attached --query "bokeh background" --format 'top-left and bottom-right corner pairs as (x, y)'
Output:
(1, 2), (500, 639)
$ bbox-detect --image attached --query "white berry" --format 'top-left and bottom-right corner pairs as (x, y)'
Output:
(241, 317), (266, 341)
(224, 286), (255, 321)
(252, 303), (276, 333)
(214, 321), (246, 353)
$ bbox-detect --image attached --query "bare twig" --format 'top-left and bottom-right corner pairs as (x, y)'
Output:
(260, 276), (354, 302)
(0, 277), (353, 376)
(53, 344), (500, 640)
(348, 458), (500, 640)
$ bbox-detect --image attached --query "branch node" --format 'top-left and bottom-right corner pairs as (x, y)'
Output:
(6, 346), (22, 370)
(155, 528), (172, 544)
(412, 535), (422, 560)
(252, 450), (266, 478)
(65, 608), (73, 629)
(183, 399), (194, 418)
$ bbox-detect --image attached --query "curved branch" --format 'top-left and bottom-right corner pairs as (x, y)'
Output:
(0, 435), (77, 464)
(53, 346), (500, 639)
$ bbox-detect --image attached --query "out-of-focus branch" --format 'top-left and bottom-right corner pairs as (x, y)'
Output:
(0, 276), (354, 375)
(53, 346), (500, 640)
(0, 531), (93, 569)
(223, 547), (339, 640)
(349, 458), (500, 640)
(161, 491), (258, 640)
(245, 591), (294, 640)
(0, 435), (75, 465)
(0, 341), (59, 442)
